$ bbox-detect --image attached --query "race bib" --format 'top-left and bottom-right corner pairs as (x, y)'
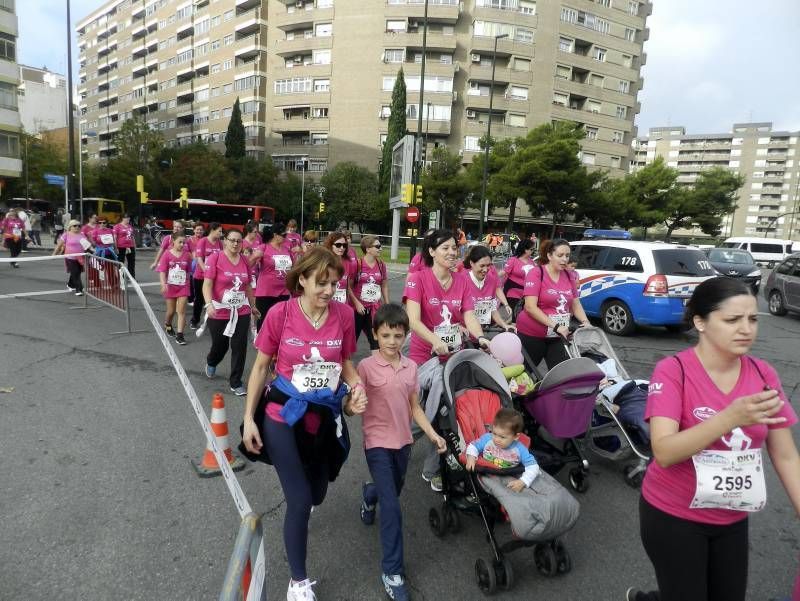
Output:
(691, 448), (767, 512)
(100, 233), (114, 245)
(333, 287), (347, 304)
(360, 282), (381, 303)
(434, 322), (462, 353)
(273, 255), (292, 272)
(12, 226), (21, 237)
(291, 361), (342, 393)
(222, 289), (246, 308)
(79, 237), (92, 250)
(167, 265), (187, 286)
(546, 313), (571, 338)
(473, 299), (495, 325)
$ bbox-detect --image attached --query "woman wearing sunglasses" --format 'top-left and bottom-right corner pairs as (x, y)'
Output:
(251, 222), (292, 331)
(351, 234), (390, 349)
(323, 232), (355, 306)
(91, 218), (118, 261)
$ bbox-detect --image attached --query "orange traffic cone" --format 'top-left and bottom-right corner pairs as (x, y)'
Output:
(192, 393), (245, 477)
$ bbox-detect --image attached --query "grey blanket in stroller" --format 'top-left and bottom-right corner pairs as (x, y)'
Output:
(478, 471), (580, 541)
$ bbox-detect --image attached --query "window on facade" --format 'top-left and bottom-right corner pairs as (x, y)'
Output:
(380, 105), (391, 118)
(612, 130), (624, 143)
(519, 0), (536, 14)
(587, 100), (601, 113)
(223, 59), (233, 70)
(315, 23), (332, 37)
(581, 152), (596, 165)
(223, 34), (234, 46)
(514, 57), (531, 72)
(384, 48), (404, 63)
(211, 63), (221, 74)
(311, 133), (328, 145)
(622, 54), (633, 68)
(625, 28), (636, 42)
(0, 132), (18, 158)
(224, 10), (234, 21)
(386, 20), (406, 32)
(314, 79), (330, 92)
(508, 86), (528, 100)
(464, 136), (481, 151)
(559, 37), (573, 53)
(196, 88), (210, 101)
(593, 47), (606, 61)
(553, 92), (568, 106)
(618, 80), (630, 93)
(223, 83), (233, 94)
(312, 107), (328, 118)
(555, 65), (571, 79)
(616, 105), (627, 119)
(0, 81), (16, 109)
(628, 1), (639, 15)
(507, 113), (526, 127)
(610, 155), (622, 169)
(313, 49), (331, 64)
(585, 126), (598, 140)
(590, 74), (604, 87)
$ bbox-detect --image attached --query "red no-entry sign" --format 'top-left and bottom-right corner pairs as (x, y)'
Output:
(406, 207), (420, 223)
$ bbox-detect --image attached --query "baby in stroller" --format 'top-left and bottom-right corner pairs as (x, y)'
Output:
(429, 349), (580, 594)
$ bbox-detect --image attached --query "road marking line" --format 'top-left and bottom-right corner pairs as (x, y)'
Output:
(0, 282), (160, 300)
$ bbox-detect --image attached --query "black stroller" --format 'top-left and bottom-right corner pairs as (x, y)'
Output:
(428, 350), (580, 595)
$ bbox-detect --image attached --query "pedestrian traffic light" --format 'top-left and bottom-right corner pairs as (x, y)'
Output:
(319, 201), (325, 213)
(140, 191), (149, 204)
(179, 187), (189, 209)
(415, 184), (423, 205)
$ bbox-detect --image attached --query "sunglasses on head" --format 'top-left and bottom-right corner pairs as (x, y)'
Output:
(332, 242), (347, 248)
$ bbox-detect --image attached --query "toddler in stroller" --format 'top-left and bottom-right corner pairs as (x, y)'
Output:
(428, 349), (580, 594)
(567, 326), (651, 487)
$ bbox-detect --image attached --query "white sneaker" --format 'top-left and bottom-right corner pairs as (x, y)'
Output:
(287, 579), (317, 601)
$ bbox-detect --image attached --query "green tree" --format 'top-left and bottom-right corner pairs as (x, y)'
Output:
(114, 116), (164, 170)
(614, 156), (678, 231)
(5, 132), (68, 204)
(272, 172), (321, 227)
(170, 143), (236, 201)
(421, 146), (469, 229)
(465, 136), (518, 228)
(505, 122), (601, 236)
(379, 69), (407, 193)
(225, 98), (246, 160)
(233, 156), (279, 204)
(661, 167), (744, 240)
(321, 161), (385, 232)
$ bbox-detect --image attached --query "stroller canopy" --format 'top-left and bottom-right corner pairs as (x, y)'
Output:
(442, 350), (512, 434)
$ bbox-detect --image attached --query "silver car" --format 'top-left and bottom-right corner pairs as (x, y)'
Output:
(764, 253), (800, 316)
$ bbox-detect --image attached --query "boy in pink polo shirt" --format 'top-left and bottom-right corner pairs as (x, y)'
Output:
(356, 303), (446, 601)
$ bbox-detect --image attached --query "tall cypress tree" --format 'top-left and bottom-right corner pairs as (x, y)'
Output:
(379, 68), (407, 193)
(225, 97), (246, 159)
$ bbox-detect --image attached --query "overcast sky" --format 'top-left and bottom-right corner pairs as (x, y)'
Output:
(16, 0), (800, 136)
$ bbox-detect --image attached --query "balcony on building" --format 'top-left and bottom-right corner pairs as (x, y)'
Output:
(131, 42), (147, 60)
(176, 86), (194, 105)
(176, 23), (194, 41)
(385, 0), (460, 24)
(98, 95), (118, 109)
(277, 134), (330, 158)
(390, 28), (458, 53)
(97, 42), (117, 58)
(236, 0), (261, 11)
(131, 24), (147, 40)
(274, 2), (334, 29)
(235, 8), (266, 37)
(276, 29), (333, 56)
(464, 118), (524, 141)
(235, 34), (268, 61)
(176, 67), (195, 84)
(131, 4), (146, 21)
(464, 88), (510, 112)
(96, 24), (117, 41)
(473, 0), (538, 26)
(468, 60), (533, 87)
(195, 63), (210, 79)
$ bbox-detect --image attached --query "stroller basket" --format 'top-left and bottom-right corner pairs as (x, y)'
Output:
(522, 358), (605, 439)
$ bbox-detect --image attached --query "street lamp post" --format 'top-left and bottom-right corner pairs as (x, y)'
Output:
(299, 157), (307, 233)
(409, 0), (429, 259)
(478, 33), (508, 239)
(78, 130), (97, 210)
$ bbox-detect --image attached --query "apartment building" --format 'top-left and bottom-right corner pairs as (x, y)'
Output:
(0, 0), (21, 180)
(77, 0), (650, 178)
(18, 65), (68, 135)
(632, 123), (800, 240)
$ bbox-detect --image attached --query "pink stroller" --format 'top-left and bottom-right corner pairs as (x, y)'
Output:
(516, 357), (606, 492)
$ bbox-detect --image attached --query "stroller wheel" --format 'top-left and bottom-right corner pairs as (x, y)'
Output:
(568, 468), (590, 493)
(623, 464), (645, 489)
(428, 506), (447, 538)
(495, 557), (514, 590)
(534, 543), (558, 577)
(553, 540), (572, 574)
(443, 504), (461, 534)
(475, 557), (497, 595)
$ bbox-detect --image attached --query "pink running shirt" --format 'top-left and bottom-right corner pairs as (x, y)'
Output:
(460, 268), (500, 326)
(408, 252), (424, 274)
(193, 236), (222, 279)
(91, 226), (116, 247)
(402, 267), (476, 365)
(503, 256), (536, 300)
(204, 252), (252, 319)
(517, 267), (578, 338)
(113, 223), (135, 249)
(255, 243), (292, 298)
(642, 349), (797, 525)
(156, 249), (192, 298)
(353, 258), (387, 310)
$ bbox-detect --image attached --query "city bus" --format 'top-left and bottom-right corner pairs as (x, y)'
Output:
(143, 199), (275, 233)
(68, 198), (126, 223)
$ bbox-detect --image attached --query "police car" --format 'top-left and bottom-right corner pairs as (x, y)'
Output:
(570, 240), (716, 336)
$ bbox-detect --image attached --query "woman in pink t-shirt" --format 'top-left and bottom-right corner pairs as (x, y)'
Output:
(322, 231), (355, 307)
(352, 234), (390, 350)
(156, 234), (192, 345)
(460, 245), (513, 331)
(403, 229), (488, 364)
(190, 222), (223, 329)
(242, 248), (367, 601)
(112, 215), (136, 278)
(201, 228), (259, 396)
(186, 223), (205, 307)
(502, 239), (536, 312)
(1, 210), (29, 268)
(52, 220), (93, 295)
(517, 239), (590, 370)
(150, 220), (185, 270)
(91, 218), (117, 260)
(627, 277), (800, 601)
(251, 222), (292, 330)
(283, 219), (304, 259)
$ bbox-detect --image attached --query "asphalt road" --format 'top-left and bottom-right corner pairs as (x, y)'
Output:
(1, 250), (798, 601)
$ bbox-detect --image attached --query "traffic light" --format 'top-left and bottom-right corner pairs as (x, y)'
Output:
(401, 183), (412, 205)
(319, 201), (325, 213)
(140, 191), (149, 204)
(136, 174), (144, 193)
(415, 184), (423, 205)
(179, 187), (189, 209)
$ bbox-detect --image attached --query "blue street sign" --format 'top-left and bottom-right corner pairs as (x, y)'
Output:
(44, 173), (66, 187)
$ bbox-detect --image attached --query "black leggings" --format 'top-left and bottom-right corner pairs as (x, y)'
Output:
(206, 314), (250, 388)
(117, 247), (136, 279)
(638, 496), (748, 601)
(255, 295), (289, 332)
(191, 279), (205, 324)
(354, 308), (378, 350)
(66, 259), (84, 292)
(518, 332), (569, 371)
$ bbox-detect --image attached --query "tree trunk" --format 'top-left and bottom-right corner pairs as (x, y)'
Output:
(506, 197), (518, 234)
(550, 215), (558, 238)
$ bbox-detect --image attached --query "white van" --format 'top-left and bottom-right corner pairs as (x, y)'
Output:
(721, 237), (794, 267)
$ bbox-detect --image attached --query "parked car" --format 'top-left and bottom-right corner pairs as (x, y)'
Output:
(764, 253), (800, 316)
(570, 240), (716, 336)
(704, 248), (762, 293)
(722, 237), (794, 268)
